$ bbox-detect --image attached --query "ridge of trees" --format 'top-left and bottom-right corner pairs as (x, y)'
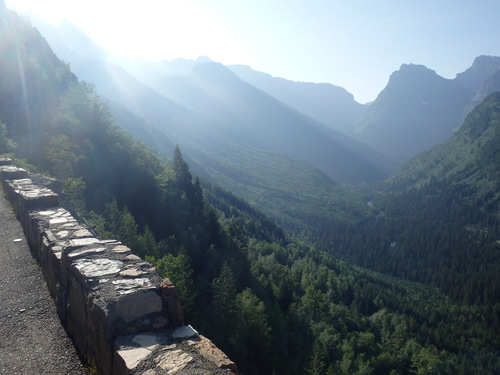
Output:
(308, 93), (500, 307)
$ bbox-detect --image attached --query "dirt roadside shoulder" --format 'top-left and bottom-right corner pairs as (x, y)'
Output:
(0, 188), (86, 374)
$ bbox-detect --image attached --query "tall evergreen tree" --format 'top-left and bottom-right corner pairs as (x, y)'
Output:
(213, 262), (237, 323)
(172, 145), (193, 196)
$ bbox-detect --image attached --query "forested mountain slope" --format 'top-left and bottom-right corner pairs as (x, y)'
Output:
(320, 93), (500, 307)
(139, 61), (392, 184)
(228, 64), (367, 137)
(202, 182), (500, 375)
(0, 8), (77, 161)
(389, 91), (500, 196)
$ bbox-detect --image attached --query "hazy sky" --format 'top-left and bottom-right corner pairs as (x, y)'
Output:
(6, 0), (500, 103)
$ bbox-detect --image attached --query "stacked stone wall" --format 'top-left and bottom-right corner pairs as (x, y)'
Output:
(0, 159), (237, 375)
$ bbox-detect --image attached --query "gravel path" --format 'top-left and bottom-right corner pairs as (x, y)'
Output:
(0, 189), (86, 374)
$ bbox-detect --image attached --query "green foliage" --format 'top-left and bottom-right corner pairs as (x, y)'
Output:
(62, 177), (86, 213)
(172, 145), (194, 194)
(314, 93), (500, 306)
(212, 262), (237, 323)
(304, 348), (327, 375)
(87, 198), (161, 259)
(206, 185), (500, 374)
(0, 121), (16, 153)
(233, 288), (272, 370)
(199, 143), (370, 239)
(137, 226), (157, 258)
(0, 6), (76, 160)
(47, 134), (79, 179)
(148, 249), (197, 318)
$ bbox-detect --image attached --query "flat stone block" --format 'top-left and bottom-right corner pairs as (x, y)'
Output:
(30, 173), (63, 194)
(125, 254), (142, 261)
(115, 291), (162, 322)
(155, 349), (193, 373)
(0, 158), (12, 166)
(67, 247), (107, 259)
(117, 347), (152, 370)
(6, 178), (59, 208)
(172, 325), (198, 339)
(112, 245), (131, 254)
(55, 230), (69, 238)
(119, 267), (148, 278)
(189, 336), (238, 372)
(37, 209), (57, 217)
(73, 258), (123, 278)
(112, 278), (153, 295)
(70, 237), (100, 247)
(0, 165), (28, 179)
(73, 229), (93, 238)
(50, 217), (70, 224)
(132, 333), (160, 349)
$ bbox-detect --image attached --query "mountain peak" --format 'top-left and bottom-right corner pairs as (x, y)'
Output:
(455, 55), (500, 89)
(190, 62), (241, 84)
(384, 64), (444, 91)
(399, 63), (435, 72)
(392, 63), (438, 80)
(195, 56), (213, 64)
(355, 62), (472, 159)
(381, 63), (444, 96)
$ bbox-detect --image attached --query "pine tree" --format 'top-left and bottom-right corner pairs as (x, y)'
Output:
(153, 248), (197, 318)
(172, 145), (193, 196)
(213, 262), (237, 323)
(137, 226), (158, 258)
(118, 207), (139, 249)
(104, 198), (122, 236)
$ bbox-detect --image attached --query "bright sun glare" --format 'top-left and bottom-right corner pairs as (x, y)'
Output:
(7, 0), (245, 62)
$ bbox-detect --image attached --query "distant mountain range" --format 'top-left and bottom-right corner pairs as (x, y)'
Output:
(28, 18), (392, 179)
(355, 57), (500, 159)
(227, 64), (367, 138)
(27, 17), (500, 233)
(147, 61), (391, 183)
(26, 17), (394, 232)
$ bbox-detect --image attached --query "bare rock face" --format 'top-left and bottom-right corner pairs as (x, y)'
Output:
(0, 164), (237, 375)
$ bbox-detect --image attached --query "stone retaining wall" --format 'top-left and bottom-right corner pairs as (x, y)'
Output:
(0, 159), (237, 375)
